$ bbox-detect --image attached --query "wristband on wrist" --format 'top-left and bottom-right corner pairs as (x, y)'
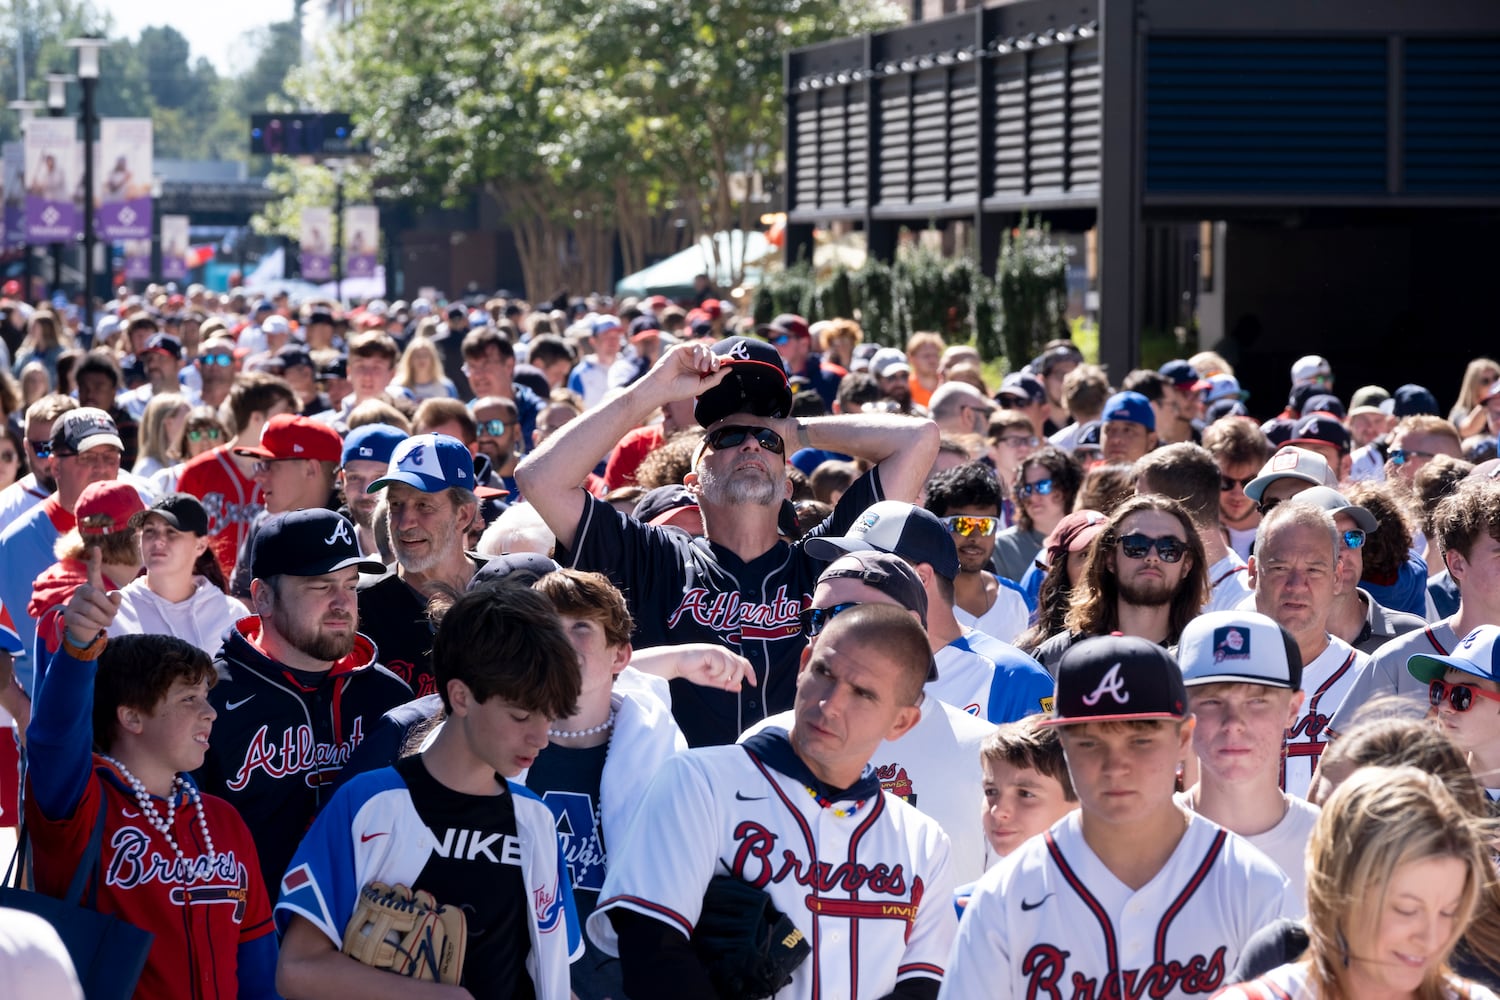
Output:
(62, 630), (107, 661)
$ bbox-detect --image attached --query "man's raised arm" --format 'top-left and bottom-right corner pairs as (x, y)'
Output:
(517, 342), (728, 551)
(771, 410), (940, 504)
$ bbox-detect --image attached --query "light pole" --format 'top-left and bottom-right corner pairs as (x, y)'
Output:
(66, 37), (106, 333)
(44, 73), (72, 300)
(8, 98), (44, 301)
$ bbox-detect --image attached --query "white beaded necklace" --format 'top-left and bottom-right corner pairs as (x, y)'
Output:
(547, 708), (616, 740)
(102, 755), (215, 863)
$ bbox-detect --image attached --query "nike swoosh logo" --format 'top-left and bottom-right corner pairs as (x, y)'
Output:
(1020, 894), (1054, 911)
(734, 791), (766, 802)
(360, 832), (387, 842)
(225, 696), (255, 711)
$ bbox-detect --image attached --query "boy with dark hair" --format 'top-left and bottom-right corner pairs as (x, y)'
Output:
(926, 462), (1030, 644)
(941, 635), (1291, 998)
(27, 551), (277, 999)
(275, 583), (585, 998)
(977, 714), (1077, 860)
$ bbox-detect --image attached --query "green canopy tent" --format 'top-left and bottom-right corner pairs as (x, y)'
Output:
(615, 230), (770, 300)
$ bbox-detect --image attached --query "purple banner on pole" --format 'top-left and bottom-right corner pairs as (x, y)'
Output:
(161, 215), (188, 282)
(344, 205), (378, 279)
(98, 119), (153, 241)
(123, 239), (151, 280)
(2, 143), (22, 248)
(301, 206), (332, 281)
(24, 118), (81, 244)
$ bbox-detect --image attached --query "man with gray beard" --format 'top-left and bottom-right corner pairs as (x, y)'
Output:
(519, 336), (940, 746)
(356, 433), (486, 697)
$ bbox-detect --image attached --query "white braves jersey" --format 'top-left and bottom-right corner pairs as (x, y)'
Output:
(1205, 552), (1253, 613)
(590, 732), (958, 998)
(939, 811), (1290, 1000)
(932, 641), (1000, 718)
(742, 701), (999, 885)
(1282, 636), (1368, 799)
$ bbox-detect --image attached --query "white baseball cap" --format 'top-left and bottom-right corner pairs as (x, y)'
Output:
(1178, 610), (1303, 690)
(1290, 355), (1332, 387)
(1244, 447), (1339, 503)
(870, 348), (911, 378)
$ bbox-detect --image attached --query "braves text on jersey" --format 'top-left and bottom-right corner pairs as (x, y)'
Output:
(590, 728), (958, 999)
(1280, 637), (1367, 799)
(939, 810), (1291, 1000)
(1327, 619), (1459, 735)
(565, 470), (884, 747)
(176, 445), (263, 579)
(275, 760), (582, 1000)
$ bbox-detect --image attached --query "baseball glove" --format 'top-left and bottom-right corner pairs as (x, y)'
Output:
(691, 875), (811, 999)
(342, 881), (467, 984)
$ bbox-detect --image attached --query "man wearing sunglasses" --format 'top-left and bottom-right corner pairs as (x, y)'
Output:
(518, 337), (938, 747)
(1383, 414), (1462, 487)
(1292, 486), (1427, 655)
(1247, 502), (1371, 799)
(924, 463), (1029, 646)
(1408, 624), (1500, 798)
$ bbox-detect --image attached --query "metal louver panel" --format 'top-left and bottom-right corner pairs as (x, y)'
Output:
(792, 85), (868, 213)
(1145, 38), (1387, 194)
(1405, 39), (1500, 194)
(992, 53), (1027, 195)
(1069, 38), (1101, 187)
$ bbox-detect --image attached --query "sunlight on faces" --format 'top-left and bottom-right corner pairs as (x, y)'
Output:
(1332, 511), (1363, 596)
(1106, 508), (1193, 607)
(131, 676), (216, 773)
(1187, 682), (1302, 784)
(559, 613), (631, 699)
(691, 419), (785, 508)
(1432, 667), (1500, 758)
(1101, 419), (1152, 464)
(139, 516), (208, 579)
(446, 681), (553, 779)
(1057, 720), (1194, 827)
(463, 347), (512, 398)
(259, 569), (359, 662)
(386, 482), (469, 574)
(254, 458), (321, 514)
(945, 503), (1001, 574)
(1346, 856), (1470, 998)
(1250, 520), (1337, 641)
(340, 459), (387, 528)
(792, 634), (921, 788)
(981, 757), (1075, 858)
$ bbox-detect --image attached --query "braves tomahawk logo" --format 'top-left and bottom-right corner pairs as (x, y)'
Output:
(667, 585), (804, 644)
(1081, 663), (1131, 707)
(874, 763), (916, 804)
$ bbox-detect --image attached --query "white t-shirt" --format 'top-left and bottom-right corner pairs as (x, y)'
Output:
(954, 581), (1030, 645)
(1283, 636), (1369, 799)
(1227, 525), (1257, 563)
(932, 640), (1000, 719)
(1180, 791), (1320, 919)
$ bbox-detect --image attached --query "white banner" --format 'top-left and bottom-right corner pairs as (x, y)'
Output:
(24, 117), (81, 243)
(98, 118), (153, 241)
(343, 205), (378, 278)
(161, 214), (189, 281)
(301, 206), (332, 281)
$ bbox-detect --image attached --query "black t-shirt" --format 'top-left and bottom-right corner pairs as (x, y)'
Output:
(396, 755), (535, 1000)
(564, 468), (884, 747)
(358, 573), (439, 696)
(525, 741), (619, 999)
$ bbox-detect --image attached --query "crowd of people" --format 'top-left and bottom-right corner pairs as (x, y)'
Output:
(1, 279), (1499, 1000)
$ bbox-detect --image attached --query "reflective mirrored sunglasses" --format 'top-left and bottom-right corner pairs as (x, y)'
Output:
(1341, 528), (1366, 549)
(941, 515), (999, 538)
(1017, 479), (1054, 499)
(1389, 448), (1437, 466)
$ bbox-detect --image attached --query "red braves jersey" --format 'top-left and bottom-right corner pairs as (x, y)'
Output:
(26, 759), (274, 1000)
(939, 811), (1291, 1000)
(177, 446), (262, 577)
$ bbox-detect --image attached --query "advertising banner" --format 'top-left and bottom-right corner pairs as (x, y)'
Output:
(161, 214), (189, 281)
(24, 117), (80, 244)
(123, 239), (151, 280)
(98, 118), (153, 240)
(343, 205), (377, 278)
(301, 206), (332, 281)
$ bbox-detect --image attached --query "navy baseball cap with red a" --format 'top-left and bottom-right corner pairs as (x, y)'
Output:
(694, 336), (793, 428)
(1043, 634), (1189, 727)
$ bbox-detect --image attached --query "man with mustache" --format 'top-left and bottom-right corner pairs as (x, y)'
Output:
(194, 508), (413, 894)
(519, 337), (939, 747)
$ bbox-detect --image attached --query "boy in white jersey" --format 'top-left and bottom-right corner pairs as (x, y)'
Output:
(940, 635), (1291, 999)
(1177, 610), (1321, 915)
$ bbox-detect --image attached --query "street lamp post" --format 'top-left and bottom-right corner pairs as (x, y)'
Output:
(44, 74), (72, 300)
(67, 37), (106, 334)
(8, 99), (44, 301)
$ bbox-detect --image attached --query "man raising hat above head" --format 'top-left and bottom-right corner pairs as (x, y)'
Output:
(518, 337), (939, 746)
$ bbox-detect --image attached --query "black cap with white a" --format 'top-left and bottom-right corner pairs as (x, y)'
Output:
(251, 509), (385, 579)
(1043, 635), (1188, 727)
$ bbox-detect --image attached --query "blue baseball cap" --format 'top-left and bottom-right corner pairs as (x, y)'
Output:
(342, 423), (407, 467)
(367, 433), (475, 494)
(1410, 625), (1500, 685)
(1102, 391), (1155, 431)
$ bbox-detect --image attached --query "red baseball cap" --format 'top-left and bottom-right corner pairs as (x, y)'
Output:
(76, 480), (146, 536)
(233, 413), (343, 462)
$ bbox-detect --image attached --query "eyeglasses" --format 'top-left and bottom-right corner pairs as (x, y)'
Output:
(1429, 679), (1500, 713)
(1389, 448), (1438, 466)
(1116, 533), (1188, 563)
(27, 438), (51, 458)
(1341, 528), (1366, 549)
(188, 428), (222, 442)
(800, 602), (860, 638)
(942, 515), (999, 537)
(252, 459), (298, 475)
(996, 435), (1039, 448)
(198, 353), (233, 367)
(477, 418), (515, 437)
(704, 424), (785, 456)
(1017, 479), (1054, 499)
(1220, 475), (1254, 492)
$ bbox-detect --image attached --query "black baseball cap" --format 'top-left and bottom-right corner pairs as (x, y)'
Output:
(131, 492), (210, 536)
(694, 336), (794, 428)
(1042, 635), (1189, 727)
(804, 500), (960, 581)
(250, 509), (385, 579)
(316, 356), (348, 381)
(1286, 412), (1352, 455)
(816, 551), (929, 628)
(468, 553), (561, 591)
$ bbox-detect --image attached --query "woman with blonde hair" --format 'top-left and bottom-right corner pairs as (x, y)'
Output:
(16, 359), (50, 408)
(132, 391), (190, 477)
(11, 309), (71, 380)
(818, 317), (862, 370)
(1451, 358), (1500, 438)
(1219, 764), (1499, 999)
(391, 334), (457, 400)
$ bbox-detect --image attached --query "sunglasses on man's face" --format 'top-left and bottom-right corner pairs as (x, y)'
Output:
(199, 353), (234, 367)
(704, 425), (785, 456)
(27, 438), (51, 458)
(799, 602), (860, 638)
(1389, 448), (1438, 466)
(1116, 532), (1188, 563)
(1341, 528), (1366, 550)
(1220, 475), (1254, 492)
(478, 418), (515, 437)
(1429, 678), (1500, 713)
(942, 515), (999, 538)
(188, 428), (222, 442)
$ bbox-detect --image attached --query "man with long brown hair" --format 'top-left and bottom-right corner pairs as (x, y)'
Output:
(1031, 494), (1208, 674)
